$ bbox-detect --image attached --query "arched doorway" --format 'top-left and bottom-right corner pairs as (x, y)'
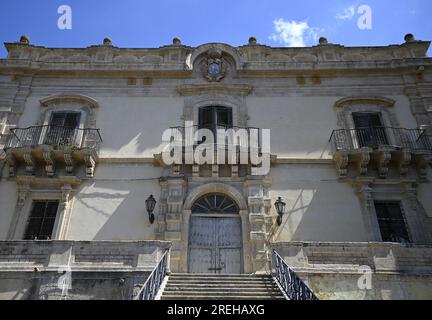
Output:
(188, 193), (243, 274)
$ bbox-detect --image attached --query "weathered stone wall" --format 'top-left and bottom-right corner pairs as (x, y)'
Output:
(272, 242), (432, 300)
(0, 240), (170, 300)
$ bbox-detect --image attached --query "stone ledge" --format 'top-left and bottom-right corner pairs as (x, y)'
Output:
(272, 241), (432, 274)
(0, 240), (171, 272)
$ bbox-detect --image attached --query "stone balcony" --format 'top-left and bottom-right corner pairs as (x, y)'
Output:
(329, 127), (432, 180)
(3, 125), (102, 177)
(153, 125), (274, 178)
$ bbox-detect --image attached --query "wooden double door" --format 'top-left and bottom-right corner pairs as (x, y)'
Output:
(188, 215), (242, 274)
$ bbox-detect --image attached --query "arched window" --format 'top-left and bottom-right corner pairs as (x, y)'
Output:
(191, 193), (239, 214)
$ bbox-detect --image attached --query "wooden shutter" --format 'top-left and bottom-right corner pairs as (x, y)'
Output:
(199, 107), (214, 128)
(353, 112), (383, 128)
(216, 107), (232, 127)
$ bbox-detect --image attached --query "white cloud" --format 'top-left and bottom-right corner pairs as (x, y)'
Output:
(269, 19), (319, 47)
(336, 5), (356, 20)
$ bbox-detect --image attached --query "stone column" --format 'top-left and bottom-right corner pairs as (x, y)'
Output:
(163, 177), (186, 272)
(244, 178), (271, 273)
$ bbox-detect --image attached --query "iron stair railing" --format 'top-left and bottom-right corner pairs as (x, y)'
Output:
(272, 249), (318, 300)
(135, 249), (169, 300)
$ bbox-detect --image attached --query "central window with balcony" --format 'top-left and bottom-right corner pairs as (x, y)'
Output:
(199, 106), (233, 132)
(352, 112), (389, 148)
(44, 112), (81, 146)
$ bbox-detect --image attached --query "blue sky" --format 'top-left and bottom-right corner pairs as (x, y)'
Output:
(0, 0), (431, 57)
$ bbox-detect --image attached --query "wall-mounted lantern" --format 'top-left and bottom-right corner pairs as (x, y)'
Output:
(145, 195), (157, 224)
(274, 197), (286, 226)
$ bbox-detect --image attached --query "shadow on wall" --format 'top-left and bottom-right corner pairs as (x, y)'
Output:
(69, 180), (160, 240)
(0, 278), (39, 300)
(273, 183), (367, 242)
(309, 274), (388, 300)
(96, 99), (183, 157)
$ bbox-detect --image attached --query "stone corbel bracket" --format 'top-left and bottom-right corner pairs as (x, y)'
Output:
(5, 152), (16, 177)
(373, 147), (393, 179)
(23, 147), (34, 175)
(83, 149), (97, 177)
(41, 146), (55, 177)
(334, 150), (349, 178)
(394, 149), (412, 176)
(412, 153), (432, 181)
(63, 147), (74, 174)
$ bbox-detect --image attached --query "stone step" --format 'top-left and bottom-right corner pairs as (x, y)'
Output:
(160, 273), (285, 300)
(165, 284), (280, 289)
(164, 287), (282, 293)
(169, 278), (274, 284)
(161, 295), (286, 300)
(168, 276), (274, 281)
(169, 273), (272, 278)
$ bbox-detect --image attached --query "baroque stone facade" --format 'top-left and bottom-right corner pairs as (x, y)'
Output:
(0, 34), (431, 299)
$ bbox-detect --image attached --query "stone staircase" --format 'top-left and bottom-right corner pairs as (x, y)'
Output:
(159, 273), (286, 300)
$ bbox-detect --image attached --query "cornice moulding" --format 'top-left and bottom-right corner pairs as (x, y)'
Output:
(335, 96), (396, 108)
(176, 84), (253, 96)
(40, 94), (99, 108)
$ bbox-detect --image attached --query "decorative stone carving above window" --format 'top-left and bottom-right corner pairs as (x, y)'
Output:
(335, 96), (398, 129)
(39, 93), (99, 128)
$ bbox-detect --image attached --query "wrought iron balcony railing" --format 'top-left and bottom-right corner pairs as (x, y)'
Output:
(169, 125), (263, 151)
(4, 125), (102, 150)
(329, 127), (432, 152)
(272, 249), (318, 300)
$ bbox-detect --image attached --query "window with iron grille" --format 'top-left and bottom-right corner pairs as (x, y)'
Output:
(23, 201), (59, 240)
(374, 201), (410, 243)
(44, 112), (81, 146)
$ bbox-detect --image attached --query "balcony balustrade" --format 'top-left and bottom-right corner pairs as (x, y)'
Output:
(153, 124), (269, 176)
(329, 127), (432, 179)
(3, 125), (102, 177)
